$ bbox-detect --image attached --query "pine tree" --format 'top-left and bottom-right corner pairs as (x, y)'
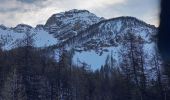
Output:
(119, 31), (148, 100)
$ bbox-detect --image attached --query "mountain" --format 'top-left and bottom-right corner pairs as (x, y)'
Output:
(61, 16), (157, 69)
(0, 9), (158, 70)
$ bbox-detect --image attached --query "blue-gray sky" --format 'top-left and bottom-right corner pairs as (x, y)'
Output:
(0, 0), (160, 27)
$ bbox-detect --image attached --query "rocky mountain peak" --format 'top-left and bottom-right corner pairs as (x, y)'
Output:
(13, 24), (33, 33)
(44, 9), (103, 41)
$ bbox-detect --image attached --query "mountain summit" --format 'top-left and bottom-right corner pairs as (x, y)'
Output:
(45, 9), (103, 41)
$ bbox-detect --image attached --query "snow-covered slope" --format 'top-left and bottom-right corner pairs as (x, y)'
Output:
(0, 24), (58, 50)
(62, 17), (157, 70)
(64, 17), (156, 48)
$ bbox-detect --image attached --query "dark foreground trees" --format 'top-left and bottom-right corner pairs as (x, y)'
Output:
(0, 46), (169, 100)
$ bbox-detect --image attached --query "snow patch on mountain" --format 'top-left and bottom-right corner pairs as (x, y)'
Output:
(73, 46), (121, 70)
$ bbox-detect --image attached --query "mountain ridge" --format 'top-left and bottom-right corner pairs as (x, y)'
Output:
(0, 9), (158, 69)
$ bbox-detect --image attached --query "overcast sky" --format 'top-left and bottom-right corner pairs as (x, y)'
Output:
(0, 0), (160, 27)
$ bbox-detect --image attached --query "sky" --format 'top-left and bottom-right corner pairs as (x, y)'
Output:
(0, 0), (160, 27)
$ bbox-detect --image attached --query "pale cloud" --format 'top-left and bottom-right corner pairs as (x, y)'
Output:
(0, 0), (160, 27)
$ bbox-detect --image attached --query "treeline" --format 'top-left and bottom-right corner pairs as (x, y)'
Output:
(0, 32), (170, 100)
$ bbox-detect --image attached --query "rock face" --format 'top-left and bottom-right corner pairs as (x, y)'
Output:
(44, 9), (103, 41)
(64, 16), (157, 50)
(0, 9), (157, 69)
